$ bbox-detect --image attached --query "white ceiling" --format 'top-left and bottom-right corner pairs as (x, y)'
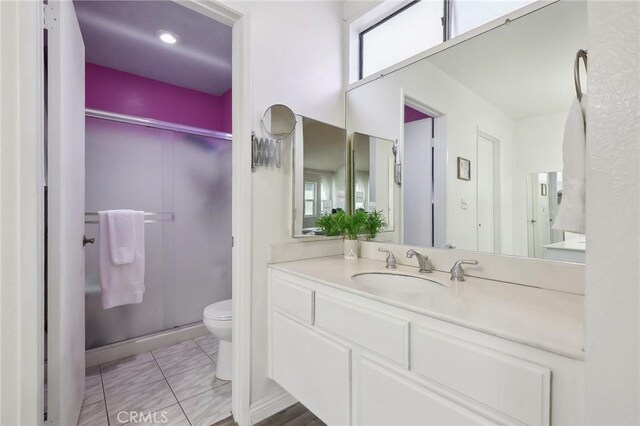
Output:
(74, 0), (232, 95)
(428, 1), (588, 120)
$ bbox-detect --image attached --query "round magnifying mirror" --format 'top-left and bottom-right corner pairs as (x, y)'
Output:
(262, 104), (296, 140)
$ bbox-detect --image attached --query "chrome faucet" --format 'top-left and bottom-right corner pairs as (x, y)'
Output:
(406, 249), (431, 273)
(378, 248), (397, 269)
(450, 260), (478, 282)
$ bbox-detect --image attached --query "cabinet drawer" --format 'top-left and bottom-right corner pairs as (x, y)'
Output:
(271, 273), (314, 324)
(356, 356), (491, 425)
(315, 294), (409, 367)
(412, 326), (551, 425)
(271, 312), (351, 425)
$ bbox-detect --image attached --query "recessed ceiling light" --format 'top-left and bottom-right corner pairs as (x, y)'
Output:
(157, 30), (179, 45)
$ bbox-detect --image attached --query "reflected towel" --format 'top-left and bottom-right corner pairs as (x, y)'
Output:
(107, 210), (136, 265)
(99, 210), (145, 309)
(553, 96), (586, 234)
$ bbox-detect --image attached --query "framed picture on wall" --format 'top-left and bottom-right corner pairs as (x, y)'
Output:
(457, 157), (471, 181)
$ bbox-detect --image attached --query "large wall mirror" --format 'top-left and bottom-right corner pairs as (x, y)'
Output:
(346, 1), (587, 262)
(293, 116), (347, 237)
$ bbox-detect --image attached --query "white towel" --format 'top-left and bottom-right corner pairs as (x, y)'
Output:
(107, 210), (136, 265)
(553, 96), (586, 234)
(99, 210), (145, 309)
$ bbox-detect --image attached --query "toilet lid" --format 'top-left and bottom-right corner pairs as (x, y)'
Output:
(204, 299), (232, 320)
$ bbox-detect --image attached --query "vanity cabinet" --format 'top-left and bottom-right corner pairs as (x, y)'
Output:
(268, 268), (584, 426)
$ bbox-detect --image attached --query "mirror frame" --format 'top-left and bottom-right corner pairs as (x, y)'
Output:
(262, 104), (297, 140)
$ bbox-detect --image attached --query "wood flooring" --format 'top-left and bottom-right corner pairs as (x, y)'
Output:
(212, 402), (325, 426)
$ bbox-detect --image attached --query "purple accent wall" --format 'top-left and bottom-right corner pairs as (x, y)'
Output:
(404, 105), (431, 123)
(86, 63), (232, 133)
(220, 89), (232, 134)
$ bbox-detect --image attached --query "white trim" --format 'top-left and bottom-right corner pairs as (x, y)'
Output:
(171, 0), (241, 26)
(433, 116), (447, 248)
(0, 2), (45, 425)
(346, 0), (556, 91)
(85, 323), (208, 368)
(249, 391), (298, 425)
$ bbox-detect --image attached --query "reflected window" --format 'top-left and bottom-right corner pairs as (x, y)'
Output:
(304, 182), (316, 217)
(451, 0), (537, 37)
(358, 0), (537, 80)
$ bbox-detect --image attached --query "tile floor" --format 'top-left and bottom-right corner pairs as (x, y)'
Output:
(78, 334), (231, 426)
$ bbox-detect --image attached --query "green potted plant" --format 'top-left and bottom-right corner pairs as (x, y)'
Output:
(363, 210), (387, 240)
(316, 210), (387, 259)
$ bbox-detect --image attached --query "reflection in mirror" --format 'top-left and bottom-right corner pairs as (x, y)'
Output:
(352, 133), (396, 233)
(527, 172), (585, 263)
(262, 104), (296, 140)
(293, 116), (347, 237)
(345, 1), (587, 261)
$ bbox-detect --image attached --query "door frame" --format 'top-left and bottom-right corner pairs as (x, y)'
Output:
(175, 4), (253, 424)
(0, 1), (253, 425)
(476, 128), (502, 254)
(0, 2), (46, 425)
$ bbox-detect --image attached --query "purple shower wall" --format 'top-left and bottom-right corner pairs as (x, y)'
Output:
(86, 63), (232, 133)
(404, 105), (431, 123)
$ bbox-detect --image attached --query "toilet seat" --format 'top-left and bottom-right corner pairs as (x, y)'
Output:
(204, 299), (232, 321)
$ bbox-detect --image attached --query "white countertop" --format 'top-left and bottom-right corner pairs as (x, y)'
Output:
(270, 256), (585, 360)
(544, 240), (587, 252)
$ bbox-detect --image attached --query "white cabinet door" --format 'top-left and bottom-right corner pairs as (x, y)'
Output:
(355, 356), (491, 425)
(412, 326), (551, 425)
(271, 312), (351, 425)
(47, 1), (86, 424)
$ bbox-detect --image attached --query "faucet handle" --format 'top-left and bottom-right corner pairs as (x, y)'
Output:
(378, 247), (397, 269)
(450, 260), (478, 281)
(406, 249), (424, 258)
(453, 259), (478, 268)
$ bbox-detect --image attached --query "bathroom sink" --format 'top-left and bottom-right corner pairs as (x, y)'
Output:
(351, 272), (445, 292)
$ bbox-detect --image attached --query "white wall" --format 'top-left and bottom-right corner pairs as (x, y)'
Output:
(346, 59), (516, 253)
(512, 111), (567, 256)
(585, 1), (640, 424)
(224, 0), (345, 404)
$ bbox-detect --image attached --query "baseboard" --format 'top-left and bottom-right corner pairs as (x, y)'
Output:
(85, 322), (209, 367)
(249, 391), (297, 425)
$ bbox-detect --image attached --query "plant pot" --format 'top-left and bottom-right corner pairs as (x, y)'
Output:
(344, 239), (360, 260)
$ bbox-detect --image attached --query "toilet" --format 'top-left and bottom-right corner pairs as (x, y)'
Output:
(203, 299), (232, 381)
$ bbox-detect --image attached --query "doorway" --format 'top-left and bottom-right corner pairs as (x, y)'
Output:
(44, 1), (246, 424)
(476, 130), (501, 253)
(402, 97), (446, 248)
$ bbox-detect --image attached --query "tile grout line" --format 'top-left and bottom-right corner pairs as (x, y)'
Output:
(153, 339), (205, 362)
(194, 337), (220, 365)
(98, 364), (111, 426)
(151, 342), (193, 426)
